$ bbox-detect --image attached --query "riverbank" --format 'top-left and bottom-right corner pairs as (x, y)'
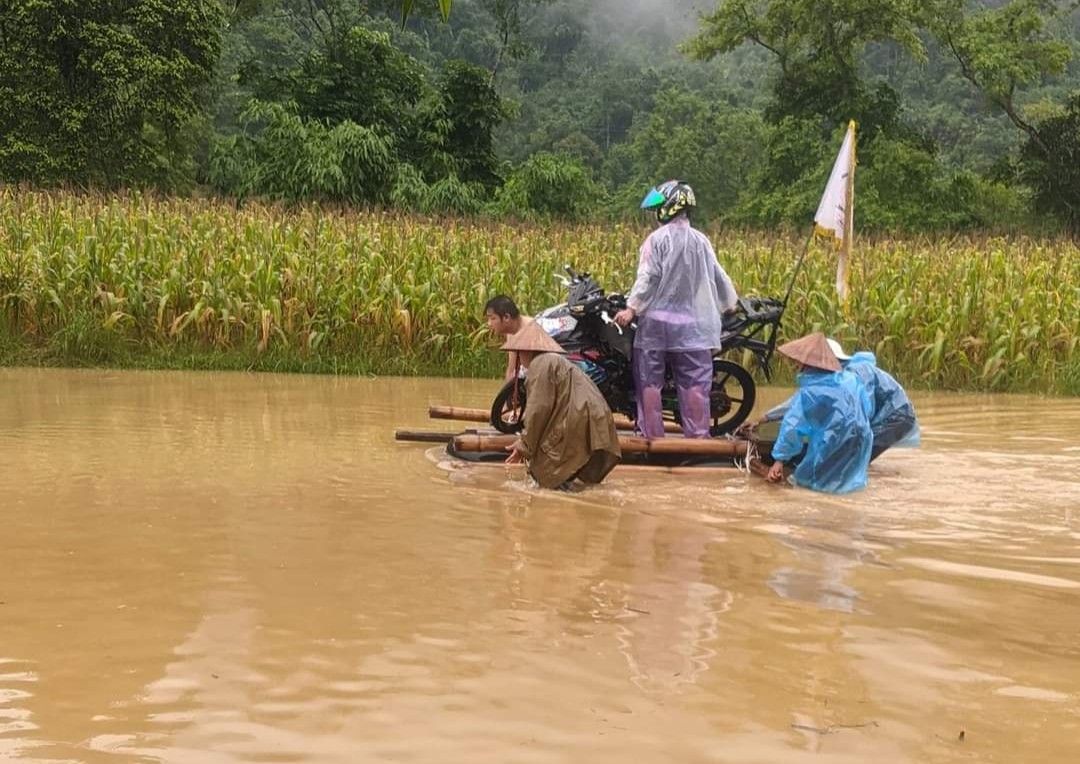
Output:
(1, 189), (1078, 393)
(0, 334), (472, 378)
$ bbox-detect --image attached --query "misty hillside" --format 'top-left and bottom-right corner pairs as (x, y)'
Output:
(3, 0), (1079, 232)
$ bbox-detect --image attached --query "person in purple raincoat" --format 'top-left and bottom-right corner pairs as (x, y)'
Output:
(613, 180), (738, 439)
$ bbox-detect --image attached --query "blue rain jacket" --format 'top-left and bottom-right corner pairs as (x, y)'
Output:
(771, 370), (873, 494)
(846, 352), (920, 448)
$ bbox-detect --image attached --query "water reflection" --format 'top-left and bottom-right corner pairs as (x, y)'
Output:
(763, 510), (881, 613)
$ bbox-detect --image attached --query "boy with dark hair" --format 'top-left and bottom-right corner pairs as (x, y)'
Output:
(484, 295), (520, 323)
(484, 295), (532, 381)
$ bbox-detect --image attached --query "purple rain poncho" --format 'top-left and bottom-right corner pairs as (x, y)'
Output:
(626, 216), (737, 352)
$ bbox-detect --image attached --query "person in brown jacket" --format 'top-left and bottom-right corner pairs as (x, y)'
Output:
(502, 322), (621, 489)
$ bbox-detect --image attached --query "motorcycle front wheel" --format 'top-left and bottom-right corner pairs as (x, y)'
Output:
(490, 378), (527, 435)
(709, 359), (756, 436)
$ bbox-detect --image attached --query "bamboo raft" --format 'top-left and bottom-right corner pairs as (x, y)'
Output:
(450, 431), (748, 457)
(397, 406), (774, 475)
(428, 405), (683, 434)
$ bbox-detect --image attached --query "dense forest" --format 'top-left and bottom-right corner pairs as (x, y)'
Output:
(1, 0), (1079, 234)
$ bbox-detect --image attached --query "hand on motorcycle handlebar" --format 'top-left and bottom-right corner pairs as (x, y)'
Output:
(613, 308), (635, 327)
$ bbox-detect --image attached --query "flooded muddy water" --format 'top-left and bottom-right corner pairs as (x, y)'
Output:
(1, 368), (1079, 763)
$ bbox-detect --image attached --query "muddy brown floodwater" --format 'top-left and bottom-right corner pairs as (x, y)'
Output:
(1, 368), (1079, 764)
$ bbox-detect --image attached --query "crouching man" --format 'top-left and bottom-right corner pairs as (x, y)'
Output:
(837, 341), (920, 462)
(502, 322), (621, 489)
(747, 337), (919, 463)
(766, 333), (873, 494)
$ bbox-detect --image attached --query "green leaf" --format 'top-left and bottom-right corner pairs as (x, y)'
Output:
(400, 0), (415, 29)
(401, 0), (451, 27)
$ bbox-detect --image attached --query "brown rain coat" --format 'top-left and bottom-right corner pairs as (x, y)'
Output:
(514, 353), (621, 489)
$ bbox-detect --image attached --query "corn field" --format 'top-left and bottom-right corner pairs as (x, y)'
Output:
(1, 188), (1078, 392)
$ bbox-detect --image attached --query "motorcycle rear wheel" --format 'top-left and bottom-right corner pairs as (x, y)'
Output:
(708, 359), (756, 436)
(490, 378), (527, 435)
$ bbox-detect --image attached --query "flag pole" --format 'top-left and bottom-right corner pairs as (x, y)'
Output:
(837, 120), (856, 306)
(765, 226), (815, 381)
(781, 228), (816, 309)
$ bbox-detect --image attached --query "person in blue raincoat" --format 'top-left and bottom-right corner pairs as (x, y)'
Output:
(835, 342), (920, 461)
(747, 338), (919, 463)
(765, 333), (873, 494)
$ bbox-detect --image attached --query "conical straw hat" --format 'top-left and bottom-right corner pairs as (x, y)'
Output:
(777, 332), (841, 372)
(501, 321), (566, 354)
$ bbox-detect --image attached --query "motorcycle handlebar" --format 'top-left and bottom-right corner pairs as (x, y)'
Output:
(738, 296), (784, 323)
(560, 263), (780, 322)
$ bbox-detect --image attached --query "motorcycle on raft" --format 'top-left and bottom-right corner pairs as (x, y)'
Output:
(490, 265), (786, 437)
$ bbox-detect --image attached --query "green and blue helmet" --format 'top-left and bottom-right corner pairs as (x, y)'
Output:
(640, 180), (695, 224)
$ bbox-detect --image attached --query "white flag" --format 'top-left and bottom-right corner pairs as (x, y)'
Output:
(814, 121), (856, 301)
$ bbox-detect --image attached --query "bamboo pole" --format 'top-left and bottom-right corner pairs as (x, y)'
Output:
(428, 406), (494, 423)
(395, 430), (457, 443)
(451, 432), (749, 457)
(428, 405), (682, 434)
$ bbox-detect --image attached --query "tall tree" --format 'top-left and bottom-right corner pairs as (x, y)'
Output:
(263, 25), (427, 132)
(426, 60), (506, 185)
(0, 0), (224, 187)
(611, 89), (768, 222)
(1020, 92), (1080, 234)
(479, 0), (552, 83)
(928, 0), (1076, 232)
(929, 0), (1073, 155)
(686, 0), (928, 136)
